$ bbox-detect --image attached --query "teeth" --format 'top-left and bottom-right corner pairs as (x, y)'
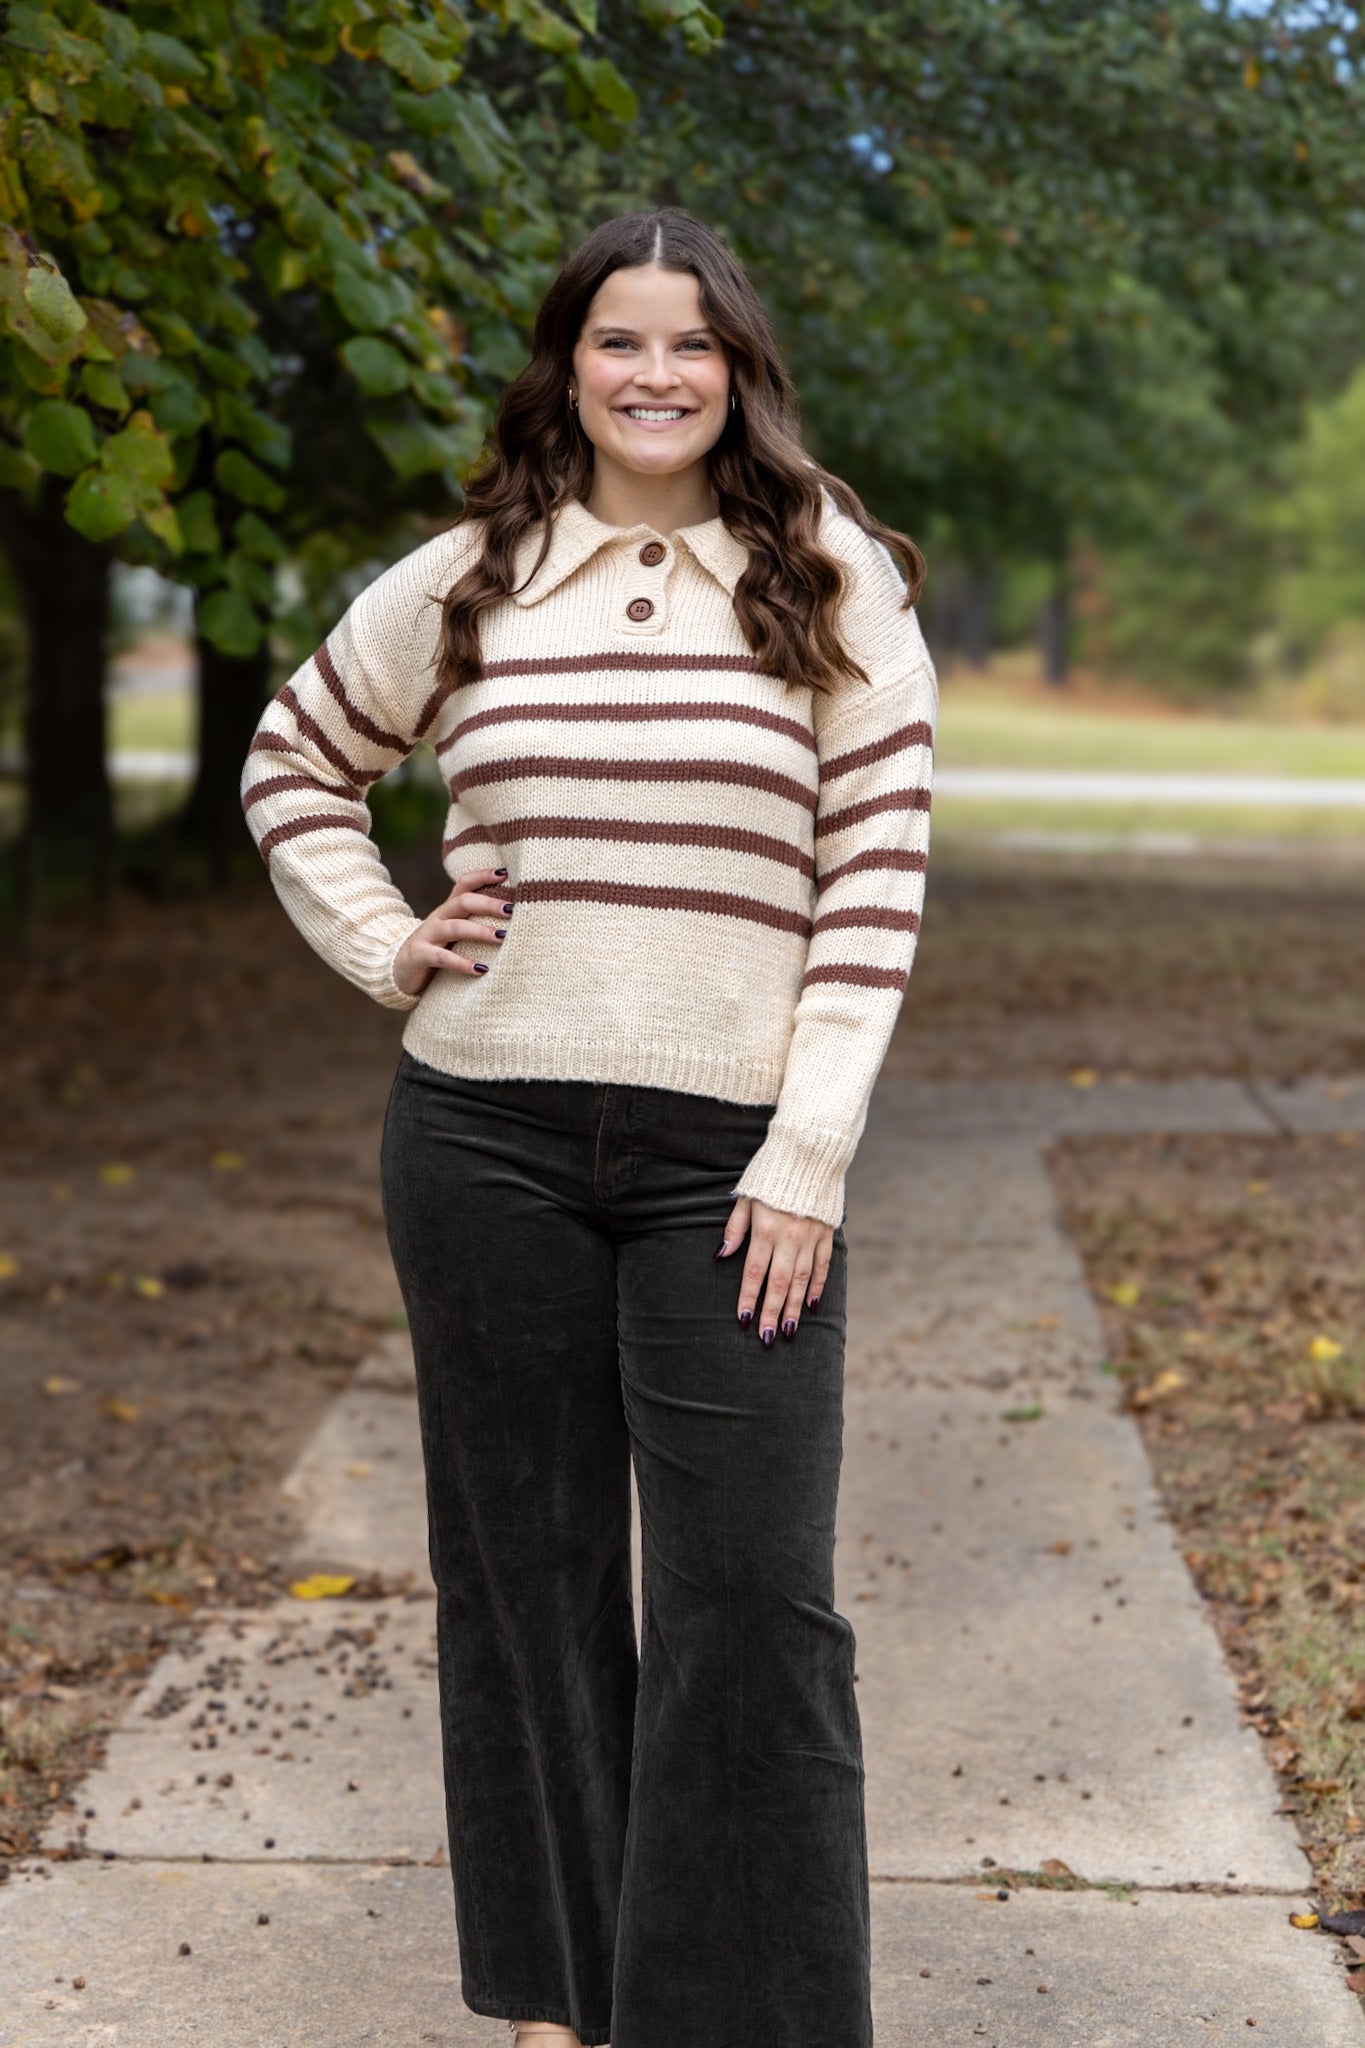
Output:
(625, 407), (687, 420)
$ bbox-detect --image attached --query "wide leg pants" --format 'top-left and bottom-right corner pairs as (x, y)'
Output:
(379, 1050), (871, 2048)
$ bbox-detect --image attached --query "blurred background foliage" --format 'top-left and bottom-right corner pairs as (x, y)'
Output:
(2, 0), (1365, 907)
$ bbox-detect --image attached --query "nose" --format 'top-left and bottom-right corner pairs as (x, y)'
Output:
(632, 345), (681, 392)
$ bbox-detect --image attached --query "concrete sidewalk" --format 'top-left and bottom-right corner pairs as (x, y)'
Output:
(4, 1078), (1363, 2046)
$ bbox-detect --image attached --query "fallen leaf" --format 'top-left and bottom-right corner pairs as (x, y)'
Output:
(1289, 1911), (1320, 1930)
(42, 1375), (80, 1397)
(0, 1253), (18, 1280)
(289, 1574), (357, 1601)
(1048, 1539), (1073, 1556)
(1308, 1334), (1344, 1363)
(1318, 1909), (1365, 1937)
(1105, 1281), (1141, 1308)
(211, 1150), (245, 1172)
(1069, 1067), (1097, 1088)
(345, 1463), (372, 1480)
(1247, 1179), (1269, 1196)
(99, 1396), (139, 1423)
(1129, 1368), (1185, 1409)
(133, 1276), (165, 1299)
(99, 1162), (135, 1185)
(1040, 1857), (1076, 1879)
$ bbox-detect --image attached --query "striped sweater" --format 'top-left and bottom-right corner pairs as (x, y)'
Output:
(240, 494), (937, 1226)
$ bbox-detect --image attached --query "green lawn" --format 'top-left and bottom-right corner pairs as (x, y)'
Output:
(937, 691), (1365, 779)
(109, 688), (194, 754)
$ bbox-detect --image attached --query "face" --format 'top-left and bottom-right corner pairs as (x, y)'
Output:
(569, 264), (731, 480)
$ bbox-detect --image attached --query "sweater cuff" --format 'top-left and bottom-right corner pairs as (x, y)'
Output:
(350, 916), (425, 1011)
(732, 1119), (852, 1229)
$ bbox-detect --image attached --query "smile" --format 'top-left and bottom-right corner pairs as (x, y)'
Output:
(619, 407), (692, 422)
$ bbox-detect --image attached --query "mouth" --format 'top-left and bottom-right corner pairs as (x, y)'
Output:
(616, 406), (695, 425)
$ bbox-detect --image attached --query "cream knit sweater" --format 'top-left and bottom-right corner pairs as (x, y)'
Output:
(240, 495), (937, 1226)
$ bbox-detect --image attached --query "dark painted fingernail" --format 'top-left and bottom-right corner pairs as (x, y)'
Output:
(738, 1309), (752, 1327)
(495, 867), (509, 876)
(502, 903), (514, 915)
(761, 1327), (775, 1348)
(807, 1294), (821, 1313)
(473, 962), (489, 974)
(495, 928), (507, 939)
(714, 1239), (729, 1259)
(782, 1318), (796, 1339)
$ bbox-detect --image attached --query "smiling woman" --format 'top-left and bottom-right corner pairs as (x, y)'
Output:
(239, 208), (937, 2048)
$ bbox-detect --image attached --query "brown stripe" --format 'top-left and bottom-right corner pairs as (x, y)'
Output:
(812, 906), (921, 936)
(273, 686), (388, 789)
(242, 770), (358, 815)
(822, 721), (934, 783)
(450, 756), (817, 814)
(443, 817), (817, 881)
(258, 812), (369, 861)
(414, 677), (454, 739)
(479, 652), (762, 681)
(439, 699), (815, 758)
(801, 963), (908, 993)
(816, 787), (932, 839)
(314, 640), (408, 755)
(512, 879), (811, 939)
(816, 848), (926, 894)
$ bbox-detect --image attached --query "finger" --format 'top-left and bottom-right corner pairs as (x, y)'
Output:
(780, 1246), (816, 1339)
(426, 915), (509, 945)
(736, 1232), (773, 1330)
(758, 1246), (797, 1346)
(452, 892), (515, 917)
(417, 943), (490, 977)
(715, 1195), (750, 1261)
(449, 865), (508, 897)
(807, 1231), (834, 1311)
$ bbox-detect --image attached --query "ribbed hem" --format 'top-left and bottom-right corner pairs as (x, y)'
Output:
(399, 1013), (788, 1106)
(731, 1118), (852, 1227)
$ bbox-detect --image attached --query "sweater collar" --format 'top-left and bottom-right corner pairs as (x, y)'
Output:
(510, 495), (749, 606)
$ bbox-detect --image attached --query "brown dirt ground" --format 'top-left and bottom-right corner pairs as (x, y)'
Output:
(2, 838), (1364, 1879)
(1051, 1130), (1365, 1910)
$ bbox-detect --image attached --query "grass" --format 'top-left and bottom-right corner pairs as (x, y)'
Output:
(931, 798), (1365, 846)
(938, 688), (1365, 780)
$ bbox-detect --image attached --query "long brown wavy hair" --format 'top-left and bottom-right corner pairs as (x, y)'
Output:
(435, 209), (925, 694)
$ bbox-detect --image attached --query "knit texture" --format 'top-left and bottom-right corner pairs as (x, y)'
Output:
(240, 495), (938, 1225)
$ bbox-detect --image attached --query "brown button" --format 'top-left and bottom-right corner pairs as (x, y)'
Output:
(638, 541), (667, 567)
(626, 597), (655, 622)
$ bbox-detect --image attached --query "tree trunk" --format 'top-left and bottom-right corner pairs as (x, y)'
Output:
(0, 478), (113, 918)
(177, 627), (273, 885)
(1040, 562), (1070, 686)
(961, 561), (994, 670)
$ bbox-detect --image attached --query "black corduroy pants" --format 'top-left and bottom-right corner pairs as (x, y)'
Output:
(379, 1049), (871, 2048)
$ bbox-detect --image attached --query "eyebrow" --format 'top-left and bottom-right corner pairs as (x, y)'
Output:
(587, 324), (715, 341)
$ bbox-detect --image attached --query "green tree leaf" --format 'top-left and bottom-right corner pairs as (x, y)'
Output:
(198, 588), (265, 657)
(331, 266), (406, 334)
(23, 265), (88, 345)
(23, 398), (98, 476)
(101, 411), (174, 490)
(64, 465), (142, 542)
(340, 334), (412, 397)
(177, 488), (221, 555)
(215, 447), (286, 511)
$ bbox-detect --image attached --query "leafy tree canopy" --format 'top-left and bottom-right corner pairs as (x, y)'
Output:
(0, 0), (719, 651)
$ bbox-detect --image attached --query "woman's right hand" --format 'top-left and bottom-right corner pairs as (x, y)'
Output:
(392, 867), (514, 998)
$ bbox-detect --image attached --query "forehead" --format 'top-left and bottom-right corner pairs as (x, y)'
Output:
(582, 263), (707, 333)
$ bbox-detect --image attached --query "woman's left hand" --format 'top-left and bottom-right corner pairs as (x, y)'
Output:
(717, 1197), (833, 1344)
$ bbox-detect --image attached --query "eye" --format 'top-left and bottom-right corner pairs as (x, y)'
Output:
(599, 335), (636, 350)
(678, 338), (713, 352)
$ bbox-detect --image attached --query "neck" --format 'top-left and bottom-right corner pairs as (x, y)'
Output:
(584, 454), (719, 535)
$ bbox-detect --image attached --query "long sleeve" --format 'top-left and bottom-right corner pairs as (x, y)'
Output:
(239, 526), (477, 1010)
(732, 516), (938, 1226)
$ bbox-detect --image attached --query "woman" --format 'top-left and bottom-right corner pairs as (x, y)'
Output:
(241, 208), (936, 2048)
